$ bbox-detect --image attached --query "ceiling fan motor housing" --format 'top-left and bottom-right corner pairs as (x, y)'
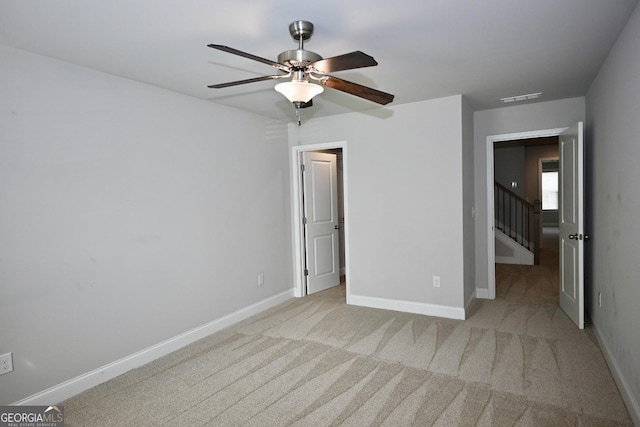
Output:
(277, 49), (322, 69)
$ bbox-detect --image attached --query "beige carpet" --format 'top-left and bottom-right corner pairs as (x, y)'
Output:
(63, 259), (632, 426)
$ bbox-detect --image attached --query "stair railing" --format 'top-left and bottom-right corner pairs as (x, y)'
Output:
(494, 182), (541, 264)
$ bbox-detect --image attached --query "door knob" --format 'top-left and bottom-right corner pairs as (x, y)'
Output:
(334, 225), (340, 230)
(584, 234), (591, 242)
(568, 233), (578, 239)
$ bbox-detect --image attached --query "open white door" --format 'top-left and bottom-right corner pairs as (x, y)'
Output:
(302, 152), (340, 294)
(559, 122), (584, 329)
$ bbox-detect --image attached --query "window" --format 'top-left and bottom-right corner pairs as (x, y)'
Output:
(542, 171), (558, 210)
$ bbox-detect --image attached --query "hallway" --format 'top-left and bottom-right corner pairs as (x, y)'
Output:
(495, 226), (559, 301)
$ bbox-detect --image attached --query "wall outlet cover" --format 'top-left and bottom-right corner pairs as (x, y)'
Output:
(0, 352), (13, 375)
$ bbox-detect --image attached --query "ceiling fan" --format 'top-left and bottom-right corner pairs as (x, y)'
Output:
(207, 20), (394, 112)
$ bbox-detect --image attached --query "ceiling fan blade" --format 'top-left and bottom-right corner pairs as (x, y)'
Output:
(208, 74), (286, 89)
(208, 44), (290, 72)
(310, 51), (378, 74)
(320, 76), (394, 105)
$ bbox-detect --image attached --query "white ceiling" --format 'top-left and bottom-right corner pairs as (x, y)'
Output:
(1, 0), (637, 123)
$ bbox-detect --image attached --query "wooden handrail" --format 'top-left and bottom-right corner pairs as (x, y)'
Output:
(494, 181), (534, 209)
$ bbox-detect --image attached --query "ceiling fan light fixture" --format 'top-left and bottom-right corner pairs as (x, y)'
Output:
(275, 80), (324, 103)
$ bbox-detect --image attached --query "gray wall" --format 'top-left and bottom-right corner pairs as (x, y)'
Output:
(586, 3), (640, 420)
(0, 45), (292, 404)
(290, 96), (467, 311)
(494, 144), (526, 199)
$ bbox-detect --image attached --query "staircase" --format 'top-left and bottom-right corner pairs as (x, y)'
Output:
(494, 182), (541, 265)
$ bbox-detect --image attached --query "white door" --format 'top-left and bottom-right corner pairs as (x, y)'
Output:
(302, 152), (341, 294)
(559, 122), (585, 329)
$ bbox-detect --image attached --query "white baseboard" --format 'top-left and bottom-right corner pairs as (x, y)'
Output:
(592, 324), (640, 426)
(347, 294), (465, 320)
(13, 289), (294, 406)
(475, 288), (491, 299)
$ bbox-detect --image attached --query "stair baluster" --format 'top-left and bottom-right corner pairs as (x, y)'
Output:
(494, 182), (540, 265)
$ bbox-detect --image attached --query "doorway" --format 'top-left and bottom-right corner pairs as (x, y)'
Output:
(493, 136), (559, 265)
(486, 124), (585, 328)
(290, 141), (349, 299)
(485, 127), (567, 299)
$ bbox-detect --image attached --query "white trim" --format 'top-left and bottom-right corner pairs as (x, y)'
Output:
(12, 289), (294, 406)
(486, 140), (496, 300)
(494, 229), (534, 265)
(538, 157), (560, 229)
(485, 127), (567, 299)
(538, 156), (560, 205)
(593, 324), (640, 426)
(290, 141), (350, 299)
(349, 294), (466, 320)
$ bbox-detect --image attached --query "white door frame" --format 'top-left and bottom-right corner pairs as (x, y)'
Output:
(485, 128), (567, 299)
(290, 141), (350, 298)
(302, 151), (340, 294)
(538, 157), (560, 230)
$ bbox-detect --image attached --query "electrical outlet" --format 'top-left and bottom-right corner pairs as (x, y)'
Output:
(433, 276), (441, 288)
(0, 352), (13, 375)
(257, 273), (264, 286)
(598, 292), (602, 307)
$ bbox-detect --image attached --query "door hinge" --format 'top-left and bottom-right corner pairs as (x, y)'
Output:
(304, 269), (309, 276)
(301, 164), (305, 172)
(303, 217), (307, 225)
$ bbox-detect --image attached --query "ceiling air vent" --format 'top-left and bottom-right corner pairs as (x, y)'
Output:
(500, 92), (542, 103)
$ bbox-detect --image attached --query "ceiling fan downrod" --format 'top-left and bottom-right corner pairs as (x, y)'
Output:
(278, 21), (322, 68)
(289, 20), (314, 49)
